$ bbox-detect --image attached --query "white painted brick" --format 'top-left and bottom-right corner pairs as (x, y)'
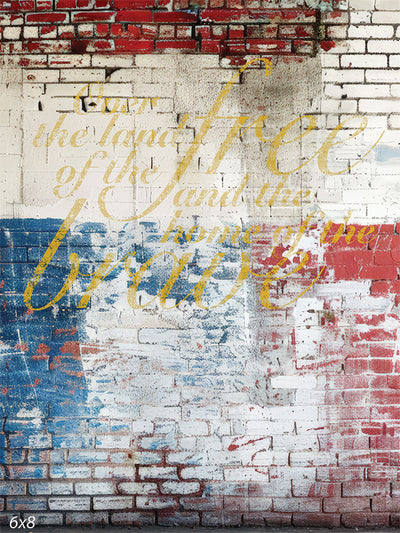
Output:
(160, 481), (200, 494)
(92, 55), (135, 68)
(139, 467), (178, 480)
(94, 466), (136, 478)
(93, 497), (133, 510)
(118, 483), (158, 495)
(60, 69), (105, 82)
(376, 0), (400, 9)
(373, 11), (400, 23)
(48, 55), (91, 68)
(140, 406), (181, 419)
(388, 115), (400, 129)
(224, 468), (269, 482)
(389, 55), (400, 67)
(342, 84), (390, 98)
(136, 496), (177, 509)
(366, 69), (400, 83)
(178, 421), (209, 436)
(350, 11), (371, 24)
(341, 55), (387, 69)
(368, 40), (400, 53)
(323, 69), (365, 83)
(181, 467), (223, 480)
(348, 24), (394, 39)
(3, 27), (21, 39)
(49, 498), (90, 511)
(359, 99), (400, 114)
(349, 0), (374, 8)
(273, 498), (321, 512)
(23, 26), (39, 39)
(271, 375), (317, 389)
(0, 14), (23, 25)
(321, 54), (340, 68)
(95, 435), (131, 449)
(346, 40), (367, 53)
(23, 70), (59, 83)
(320, 99), (357, 114)
(75, 482), (115, 495)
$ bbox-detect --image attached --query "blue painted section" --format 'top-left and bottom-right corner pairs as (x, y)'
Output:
(0, 216), (251, 484)
(375, 144), (400, 162)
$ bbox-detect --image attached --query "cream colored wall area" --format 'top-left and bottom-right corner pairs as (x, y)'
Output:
(1, 56), (323, 229)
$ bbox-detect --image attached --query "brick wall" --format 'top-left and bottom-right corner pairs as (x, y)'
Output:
(0, 0), (343, 60)
(1, 0), (400, 528)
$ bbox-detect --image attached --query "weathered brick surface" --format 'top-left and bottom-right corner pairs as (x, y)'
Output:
(1, 0), (400, 528)
(0, 0), (343, 61)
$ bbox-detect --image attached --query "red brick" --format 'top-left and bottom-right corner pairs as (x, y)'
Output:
(26, 39), (71, 53)
(56, 0), (76, 7)
(114, 0), (155, 6)
(156, 39), (196, 49)
(96, 24), (109, 36)
(388, 376), (400, 389)
(352, 329), (397, 342)
(342, 481), (389, 497)
(371, 406), (400, 419)
(246, 39), (291, 53)
(371, 281), (400, 295)
(370, 391), (400, 405)
(371, 235), (400, 253)
(91, 40), (114, 50)
(58, 27), (75, 38)
(374, 251), (397, 265)
(153, 11), (197, 22)
(279, 24), (314, 38)
(10, 0), (34, 9)
(26, 12), (68, 23)
(370, 435), (400, 449)
(369, 359), (394, 374)
(323, 497), (370, 513)
(36, 0), (53, 9)
(366, 467), (398, 481)
(262, 512), (292, 527)
(369, 345), (395, 357)
(344, 358), (368, 374)
(292, 513), (340, 528)
(72, 10), (115, 22)
(115, 9), (153, 22)
(201, 39), (220, 53)
(114, 39), (153, 51)
(341, 512), (389, 528)
(228, 25), (244, 39)
(201, 8), (316, 24)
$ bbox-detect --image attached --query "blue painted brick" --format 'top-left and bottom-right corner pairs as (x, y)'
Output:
(52, 436), (93, 449)
(68, 451), (108, 463)
(50, 466), (91, 479)
(4, 420), (45, 432)
(21, 218), (64, 232)
(8, 435), (30, 448)
(0, 451), (25, 465)
(49, 451), (66, 464)
(0, 483), (26, 496)
(0, 247), (27, 262)
(7, 497), (47, 511)
(75, 222), (107, 233)
(4, 466), (47, 479)
(29, 482), (73, 495)
(47, 418), (87, 434)
(11, 232), (50, 247)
